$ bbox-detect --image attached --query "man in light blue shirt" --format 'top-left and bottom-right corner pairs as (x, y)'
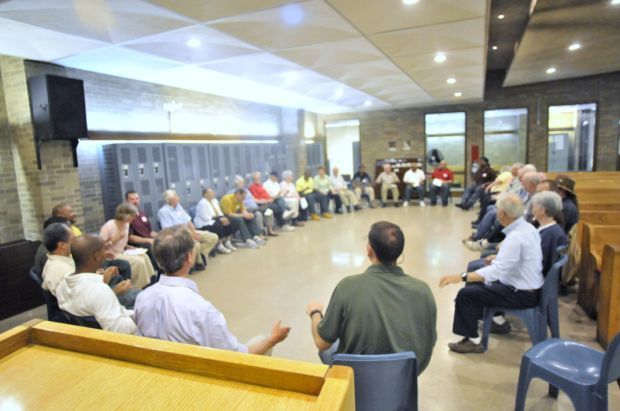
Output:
(134, 226), (290, 355)
(439, 192), (543, 354)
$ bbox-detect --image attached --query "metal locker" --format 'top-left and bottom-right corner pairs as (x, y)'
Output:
(195, 144), (212, 197)
(221, 145), (235, 194)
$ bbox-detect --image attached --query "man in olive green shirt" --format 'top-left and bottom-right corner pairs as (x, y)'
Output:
(306, 222), (437, 374)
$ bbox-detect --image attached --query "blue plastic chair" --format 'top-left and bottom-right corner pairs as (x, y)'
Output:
(515, 333), (620, 411)
(481, 255), (568, 350)
(28, 268), (69, 324)
(333, 352), (417, 411)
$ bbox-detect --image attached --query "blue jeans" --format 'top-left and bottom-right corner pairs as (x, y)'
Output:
(404, 185), (425, 202)
(460, 184), (484, 209)
(475, 206), (496, 240)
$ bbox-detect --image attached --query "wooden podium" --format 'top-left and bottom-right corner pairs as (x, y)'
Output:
(0, 321), (354, 410)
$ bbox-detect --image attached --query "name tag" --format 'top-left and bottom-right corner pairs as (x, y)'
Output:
(141, 216), (148, 223)
(443, 173), (448, 178)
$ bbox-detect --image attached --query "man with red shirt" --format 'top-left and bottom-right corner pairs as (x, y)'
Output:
(248, 172), (295, 233)
(125, 191), (160, 271)
(429, 161), (454, 207)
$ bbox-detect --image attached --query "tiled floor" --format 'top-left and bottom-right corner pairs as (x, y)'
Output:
(2, 204), (618, 410)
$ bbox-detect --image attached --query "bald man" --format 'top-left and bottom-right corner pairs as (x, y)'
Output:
(56, 235), (136, 334)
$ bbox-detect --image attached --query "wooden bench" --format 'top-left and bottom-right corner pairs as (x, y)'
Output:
(597, 243), (620, 348)
(579, 224), (620, 318)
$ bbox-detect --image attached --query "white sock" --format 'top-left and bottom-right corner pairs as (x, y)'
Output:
(493, 315), (506, 325)
(470, 336), (481, 344)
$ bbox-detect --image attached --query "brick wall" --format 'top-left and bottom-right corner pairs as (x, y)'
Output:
(318, 71), (620, 184)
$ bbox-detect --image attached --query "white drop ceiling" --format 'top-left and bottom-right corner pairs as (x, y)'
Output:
(0, 0), (489, 114)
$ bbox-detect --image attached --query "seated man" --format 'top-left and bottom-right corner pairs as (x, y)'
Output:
(51, 202), (83, 236)
(456, 156), (497, 210)
(158, 190), (218, 271)
(296, 169), (329, 221)
(278, 170), (303, 226)
(125, 190), (160, 271)
(56, 234), (136, 334)
(265, 171), (301, 226)
(352, 164), (376, 207)
(429, 161), (454, 207)
(306, 221), (437, 373)
(194, 188), (237, 254)
(375, 163), (400, 207)
(554, 175), (579, 234)
(232, 175), (270, 235)
(220, 189), (266, 249)
(473, 165), (513, 224)
(249, 171), (294, 232)
(403, 162), (426, 207)
(439, 192), (543, 354)
(134, 226), (290, 354)
(43, 223), (140, 309)
(329, 167), (360, 213)
(314, 166), (337, 213)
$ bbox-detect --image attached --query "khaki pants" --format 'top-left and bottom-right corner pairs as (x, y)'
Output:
(381, 184), (399, 204)
(354, 186), (375, 201)
(283, 197), (300, 219)
(194, 230), (218, 265)
(115, 253), (155, 289)
(337, 189), (358, 208)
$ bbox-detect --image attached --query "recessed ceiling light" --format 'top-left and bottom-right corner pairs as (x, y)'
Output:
(186, 38), (202, 48)
(546, 67), (556, 74)
(364, 100), (373, 107)
(454, 92), (462, 97)
(334, 87), (344, 99)
(498, 14), (505, 19)
(611, 0), (620, 5)
(446, 78), (456, 84)
(492, 45), (499, 50)
(568, 42), (581, 51)
(402, 0), (419, 4)
(434, 52), (446, 63)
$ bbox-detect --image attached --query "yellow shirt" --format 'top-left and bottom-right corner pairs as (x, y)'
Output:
(71, 225), (83, 236)
(220, 194), (245, 215)
(491, 171), (513, 194)
(295, 177), (315, 195)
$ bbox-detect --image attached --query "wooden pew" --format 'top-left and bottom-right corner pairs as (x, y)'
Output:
(597, 243), (620, 348)
(579, 224), (620, 318)
(0, 320), (355, 410)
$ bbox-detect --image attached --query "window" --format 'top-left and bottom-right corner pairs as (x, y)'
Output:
(425, 112), (466, 187)
(484, 108), (527, 169)
(547, 103), (596, 171)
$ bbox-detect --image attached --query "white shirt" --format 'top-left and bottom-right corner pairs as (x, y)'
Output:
(194, 198), (221, 228)
(42, 254), (75, 296)
(134, 275), (248, 352)
(280, 181), (299, 198)
(403, 169), (426, 186)
(330, 175), (347, 190)
(56, 273), (136, 334)
(263, 179), (282, 198)
(476, 217), (543, 290)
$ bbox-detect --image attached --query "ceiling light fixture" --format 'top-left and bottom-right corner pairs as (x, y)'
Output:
(282, 71), (300, 84)
(492, 45), (499, 50)
(454, 92), (462, 97)
(611, 0), (620, 5)
(498, 14), (505, 19)
(334, 87), (344, 99)
(186, 38), (202, 48)
(546, 67), (556, 74)
(364, 100), (372, 107)
(568, 42), (581, 51)
(434, 52), (446, 63)
(402, 0), (419, 4)
(446, 78), (456, 84)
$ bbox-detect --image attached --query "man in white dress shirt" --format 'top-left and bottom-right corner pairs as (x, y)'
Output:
(329, 167), (361, 213)
(194, 188), (237, 254)
(439, 192), (543, 353)
(56, 234), (136, 334)
(402, 163), (426, 207)
(134, 226), (290, 354)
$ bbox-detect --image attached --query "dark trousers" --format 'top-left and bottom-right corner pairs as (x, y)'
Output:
(228, 216), (261, 241)
(453, 282), (540, 338)
(329, 192), (343, 212)
(475, 191), (495, 223)
(199, 218), (234, 239)
(430, 184), (450, 206)
(404, 184), (425, 201)
(314, 191), (329, 214)
(460, 184), (484, 209)
(301, 192), (317, 217)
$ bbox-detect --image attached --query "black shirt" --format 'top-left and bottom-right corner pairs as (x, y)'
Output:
(473, 166), (497, 185)
(562, 197), (579, 233)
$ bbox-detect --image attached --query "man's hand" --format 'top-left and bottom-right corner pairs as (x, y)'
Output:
(269, 320), (291, 344)
(484, 254), (497, 266)
(220, 217), (230, 225)
(112, 279), (132, 296)
(439, 274), (462, 288)
(102, 266), (119, 284)
(146, 237), (155, 245)
(243, 211), (254, 220)
(306, 302), (324, 317)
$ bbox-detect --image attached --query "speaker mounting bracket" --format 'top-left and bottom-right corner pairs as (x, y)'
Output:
(34, 137), (79, 170)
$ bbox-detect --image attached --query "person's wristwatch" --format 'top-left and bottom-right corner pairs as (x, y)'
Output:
(461, 271), (468, 282)
(309, 309), (323, 319)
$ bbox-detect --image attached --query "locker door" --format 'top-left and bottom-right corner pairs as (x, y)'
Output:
(181, 144), (201, 206)
(117, 145), (137, 207)
(221, 145), (234, 194)
(243, 144), (254, 182)
(163, 144), (187, 203)
(209, 145), (222, 197)
(195, 144), (211, 195)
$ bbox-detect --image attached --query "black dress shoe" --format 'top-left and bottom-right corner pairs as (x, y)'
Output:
(490, 321), (511, 334)
(455, 203), (463, 208)
(193, 263), (206, 271)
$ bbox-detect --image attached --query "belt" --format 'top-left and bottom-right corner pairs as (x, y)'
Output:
(498, 282), (540, 294)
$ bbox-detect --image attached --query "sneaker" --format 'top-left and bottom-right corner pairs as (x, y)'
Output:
(310, 213), (321, 221)
(193, 263), (206, 271)
(282, 209), (295, 220)
(292, 220), (305, 227)
(253, 235), (266, 245)
(224, 240), (237, 251)
(354, 205), (362, 211)
(490, 321), (511, 335)
(281, 224), (295, 232)
(322, 213), (333, 219)
(245, 239), (258, 249)
(481, 239), (491, 249)
(464, 240), (484, 252)
(216, 243), (231, 254)
(448, 338), (485, 354)
(403, 201), (409, 207)
(419, 201), (425, 207)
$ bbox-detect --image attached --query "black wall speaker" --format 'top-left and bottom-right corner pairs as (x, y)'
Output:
(28, 74), (88, 140)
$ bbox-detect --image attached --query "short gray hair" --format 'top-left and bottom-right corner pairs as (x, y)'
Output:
(153, 226), (195, 274)
(281, 170), (293, 179)
(163, 190), (177, 203)
(251, 171), (261, 179)
(234, 175), (245, 185)
(522, 171), (542, 186)
(496, 192), (524, 219)
(519, 164), (537, 177)
(532, 191), (563, 217)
